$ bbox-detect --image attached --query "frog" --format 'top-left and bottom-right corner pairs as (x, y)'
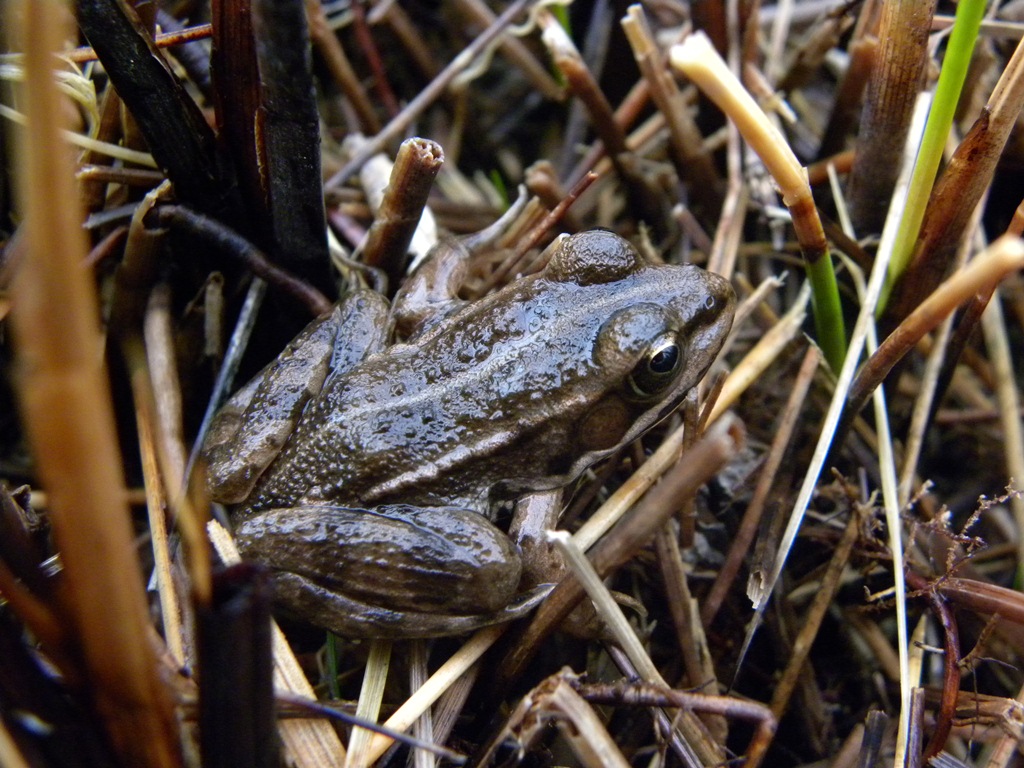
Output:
(203, 229), (735, 639)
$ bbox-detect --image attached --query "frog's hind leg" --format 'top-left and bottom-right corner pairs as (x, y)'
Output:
(271, 572), (547, 639)
(233, 504), (529, 638)
(204, 292), (389, 503)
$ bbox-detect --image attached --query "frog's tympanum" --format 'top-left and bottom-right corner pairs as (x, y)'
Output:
(204, 230), (735, 638)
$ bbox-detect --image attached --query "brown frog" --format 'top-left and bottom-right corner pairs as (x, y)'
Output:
(204, 230), (735, 638)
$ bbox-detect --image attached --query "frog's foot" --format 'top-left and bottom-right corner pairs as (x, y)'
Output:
(234, 504), (528, 638)
(273, 576), (550, 639)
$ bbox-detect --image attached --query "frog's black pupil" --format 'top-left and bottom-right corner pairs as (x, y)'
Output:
(650, 345), (679, 374)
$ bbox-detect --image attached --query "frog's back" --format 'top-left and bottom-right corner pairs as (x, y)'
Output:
(245, 232), (734, 515)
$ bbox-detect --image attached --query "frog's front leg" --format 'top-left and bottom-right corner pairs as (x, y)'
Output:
(234, 504), (527, 639)
(205, 291), (389, 503)
(390, 236), (470, 339)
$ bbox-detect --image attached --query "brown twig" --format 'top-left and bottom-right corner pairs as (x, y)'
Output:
(67, 22), (213, 62)
(362, 138), (444, 292)
(305, 0), (381, 134)
(653, 527), (725, 741)
(768, 503), (861, 722)
(349, 0), (400, 118)
(149, 204), (333, 316)
(906, 571), (961, 760)
(817, 6), (876, 160)
(540, 11), (667, 236)
(845, 0), (936, 235)
(846, 235), (1024, 423)
(78, 85), (125, 215)
(472, 171), (597, 296)
(622, 7), (723, 217)
(574, 679), (777, 768)
(78, 164), (166, 188)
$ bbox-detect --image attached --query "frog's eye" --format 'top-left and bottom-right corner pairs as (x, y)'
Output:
(628, 335), (682, 399)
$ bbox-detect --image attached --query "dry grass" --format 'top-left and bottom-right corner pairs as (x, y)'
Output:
(2, 2), (1024, 767)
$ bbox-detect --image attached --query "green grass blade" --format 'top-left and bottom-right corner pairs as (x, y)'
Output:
(879, 0), (987, 310)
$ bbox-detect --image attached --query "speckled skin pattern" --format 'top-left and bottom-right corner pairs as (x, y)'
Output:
(204, 231), (735, 637)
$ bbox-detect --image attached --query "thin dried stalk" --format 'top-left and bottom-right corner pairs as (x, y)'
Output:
(78, 85), (124, 213)
(347, 641), (392, 768)
(701, 343), (820, 626)
(654, 528), (720, 720)
(77, 163), (165, 187)
(348, 0), (399, 118)
(540, 11), (666, 235)
(576, 680), (777, 768)
(68, 22), (213, 63)
(408, 642), (434, 768)
(305, 0), (380, 134)
(819, 36), (876, 159)
(363, 624), (508, 763)
(132, 352), (185, 665)
(361, 137), (444, 290)
(847, 235), (1024, 419)
(707, 170), (747, 278)
(621, 5), (723, 216)
(326, 0), (531, 188)
(8, 2), (181, 764)
(980, 294), (1024, 569)
(451, 0), (562, 100)
(769, 507), (861, 722)
(144, 284), (188, 502)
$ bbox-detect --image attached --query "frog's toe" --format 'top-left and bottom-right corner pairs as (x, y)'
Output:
(271, 573), (549, 639)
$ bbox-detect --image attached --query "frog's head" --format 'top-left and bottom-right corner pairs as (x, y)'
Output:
(535, 230), (735, 482)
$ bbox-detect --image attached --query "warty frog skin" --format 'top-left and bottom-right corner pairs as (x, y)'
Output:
(204, 230), (735, 638)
